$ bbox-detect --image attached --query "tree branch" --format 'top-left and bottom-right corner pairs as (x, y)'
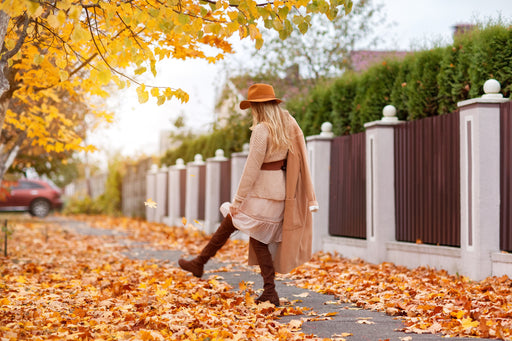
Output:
(0, 13), (29, 63)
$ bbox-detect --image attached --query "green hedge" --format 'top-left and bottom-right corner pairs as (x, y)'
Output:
(290, 23), (511, 134)
(160, 24), (511, 162)
(161, 115), (252, 165)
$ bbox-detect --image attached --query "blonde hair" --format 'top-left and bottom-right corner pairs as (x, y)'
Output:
(249, 101), (293, 153)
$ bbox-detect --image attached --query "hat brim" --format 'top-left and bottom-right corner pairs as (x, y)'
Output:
(239, 98), (282, 110)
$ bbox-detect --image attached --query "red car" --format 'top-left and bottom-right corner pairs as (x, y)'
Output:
(0, 179), (63, 217)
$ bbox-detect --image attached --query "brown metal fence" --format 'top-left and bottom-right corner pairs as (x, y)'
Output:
(394, 111), (460, 246)
(179, 169), (186, 218)
(329, 132), (366, 238)
(219, 160), (232, 220)
(198, 165), (206, 220)
(500, 101), (512, 252)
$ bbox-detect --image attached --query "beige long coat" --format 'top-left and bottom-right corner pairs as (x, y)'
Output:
(248, 114), (318, 273)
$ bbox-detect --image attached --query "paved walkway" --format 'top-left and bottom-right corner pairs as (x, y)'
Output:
(55, 217), (487, 340)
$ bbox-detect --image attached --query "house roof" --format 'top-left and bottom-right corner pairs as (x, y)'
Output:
(349, 50), (410, 72)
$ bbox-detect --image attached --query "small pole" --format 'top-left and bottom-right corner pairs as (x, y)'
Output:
(3, 220), (7, 257)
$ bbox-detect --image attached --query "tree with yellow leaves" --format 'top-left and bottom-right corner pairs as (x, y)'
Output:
(0, 0), (352, 181)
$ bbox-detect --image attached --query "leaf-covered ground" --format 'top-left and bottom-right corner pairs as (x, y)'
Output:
(1, 214), (512, 340)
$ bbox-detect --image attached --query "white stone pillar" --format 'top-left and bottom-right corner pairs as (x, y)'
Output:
(166, 158), (186, 227)
(155, 166), (168, 223)
(185, 154), (206, 229)
(145, 164), (158, 222)
(205, 149), (228, 234)
(364, 105), (404, 263)
(306, 122), (334, 252)
(458, 79), (508, 280)
(230, 143), (249, 200)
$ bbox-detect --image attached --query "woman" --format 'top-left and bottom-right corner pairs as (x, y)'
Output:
(178, 83), (318, 306)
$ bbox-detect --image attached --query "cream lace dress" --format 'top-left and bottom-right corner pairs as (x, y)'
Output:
(220, 123), (288, 244)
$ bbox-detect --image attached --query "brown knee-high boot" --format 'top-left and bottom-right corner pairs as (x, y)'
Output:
(178, 214), (236, 278)
(250, 237), (280, 306)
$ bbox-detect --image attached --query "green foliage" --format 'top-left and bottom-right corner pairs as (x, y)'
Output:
(284, 23), (512, 134)
(63, 158), (124, 216)
(294, 83), (334, 136)
(161, 115), (252, 166)
(63, 195), (104, 215)
(96, 159), (123, 216)
(403, 48), (444, 120)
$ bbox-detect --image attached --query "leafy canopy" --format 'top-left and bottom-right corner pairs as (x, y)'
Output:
(1, 0), (352, 105)
(0, 0), (352, 180)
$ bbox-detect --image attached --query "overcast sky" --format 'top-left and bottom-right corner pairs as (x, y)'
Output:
(88, 0), (512, 167)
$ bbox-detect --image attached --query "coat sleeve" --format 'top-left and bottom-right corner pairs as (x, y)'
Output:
(233, 124), (268, 204)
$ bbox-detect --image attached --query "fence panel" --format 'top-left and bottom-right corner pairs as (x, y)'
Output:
(329, 132), (366, 238)
(198, 165), (206, 220)
(500, 101), (512, 251)
(219, 160), (232, 220)
(394, 111), (460, 246)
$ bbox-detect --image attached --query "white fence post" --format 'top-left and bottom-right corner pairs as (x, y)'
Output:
(155, 166), (168, 223)
(205, 149), (228, 234)
(145, 164), (158, 222)
(165, 158), (186, 227)
(230, 143), (249, 201)
(185, 154), (206, 229)
(457, 79), (509, 280)
(230, 144), (249, 241)
(306, 122), (334, 253)
(363, 105), (404, 264)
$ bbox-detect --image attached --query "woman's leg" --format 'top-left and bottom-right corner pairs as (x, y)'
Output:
(178, 214), (236, 278)
(250, 237), (280, 306)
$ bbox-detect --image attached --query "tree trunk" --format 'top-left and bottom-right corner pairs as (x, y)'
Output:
(0, 10), (11, 142)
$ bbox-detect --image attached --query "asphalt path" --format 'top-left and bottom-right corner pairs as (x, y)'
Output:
(55, 217), (489, 341)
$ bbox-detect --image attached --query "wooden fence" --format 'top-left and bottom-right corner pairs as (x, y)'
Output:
(394, 112), (461, 246)
(500, 101), (512, 252)
(329, 132), (366, 239)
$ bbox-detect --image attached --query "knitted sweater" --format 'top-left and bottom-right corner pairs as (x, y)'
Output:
(233, 123), (288, 205)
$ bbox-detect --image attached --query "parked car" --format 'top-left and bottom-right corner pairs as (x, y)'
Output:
(0, 179), (63, 217)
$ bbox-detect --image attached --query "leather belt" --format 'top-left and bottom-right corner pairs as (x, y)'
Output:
(261, 159), (287, 171)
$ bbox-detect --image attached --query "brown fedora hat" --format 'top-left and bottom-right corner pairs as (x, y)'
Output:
(239, 83), (282, 110)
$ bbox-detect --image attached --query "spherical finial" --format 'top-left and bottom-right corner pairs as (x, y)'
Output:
(242, 143), (250, 153)
(150, 164), (159, 173)
(382, 105), (398, 122)
(320, 122), (334, 137)
(175, 158), (185, 169)
(214, 149), (227, 161)
(216, 149), (224, 158)
(194, 154), (204, 163)
(482, 79), (503, 99)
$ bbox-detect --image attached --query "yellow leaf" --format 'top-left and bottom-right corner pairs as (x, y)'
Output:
(71, 25), (89, 42)
(136, 85), (149, 104)
(26, 3), (42, 17)
(182, 217), (187, 226)
(144, 198), (157, 208)
(460, 317), (479, 330)
(47, 14), (60, 29)
(68, 5), (81, 20)
(451, 310), (465, 319)
(59, 70), (69, 82)
(150, 87), (160, 97)
(288, 319), (303, 330)
(134, 66), (147, 75)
